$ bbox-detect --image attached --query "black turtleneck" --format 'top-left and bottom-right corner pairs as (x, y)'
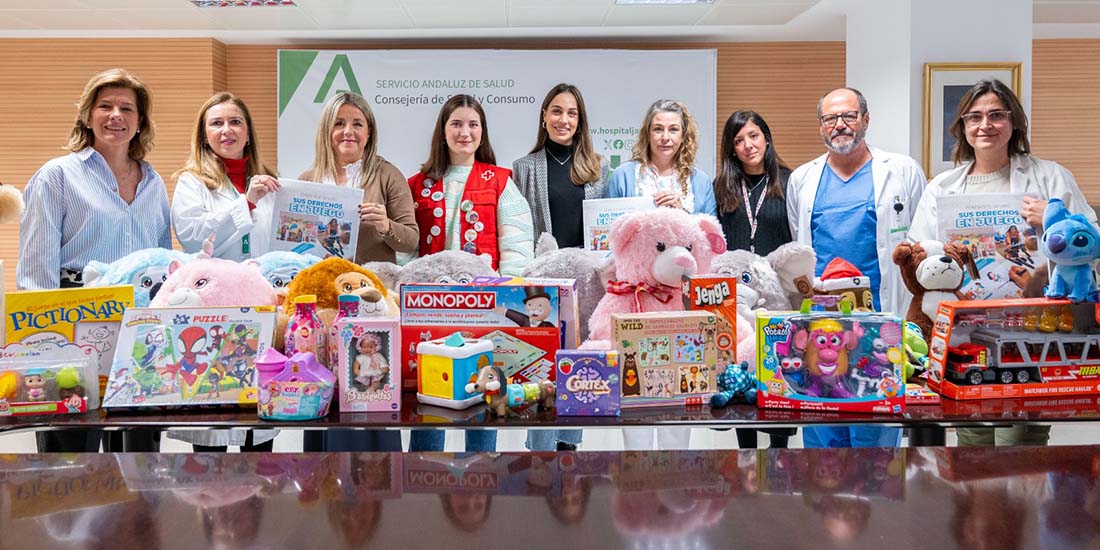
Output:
(545, 139), (585, 248)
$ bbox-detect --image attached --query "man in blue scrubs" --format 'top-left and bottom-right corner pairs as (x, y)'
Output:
(787, 88), (926, 448)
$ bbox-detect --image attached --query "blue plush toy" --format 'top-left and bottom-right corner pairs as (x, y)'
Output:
(82, 248), (193, 307)
(250, 251), (321, 294)
(710, 361), (757, 407)
(1042, 198), (1100, 303)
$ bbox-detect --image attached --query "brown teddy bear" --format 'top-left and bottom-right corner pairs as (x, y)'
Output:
(893, 240), (977, 341)
(275, 257), (397, 352)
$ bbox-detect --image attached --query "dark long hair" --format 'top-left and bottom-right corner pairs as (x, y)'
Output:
(714, 110), (788, 214)
(949, 79), (1030, 165)
(420, 94), (497, 181)
(529, 83), (601, 186)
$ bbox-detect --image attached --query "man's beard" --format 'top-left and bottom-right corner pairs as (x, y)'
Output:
(823, 125), (866, 155)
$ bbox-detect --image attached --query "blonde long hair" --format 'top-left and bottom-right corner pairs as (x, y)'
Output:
(175, 92), (275, 191)
(630, 99), (699, 196)
(66, 68), (155, 161)
(302, 92), (383, 188)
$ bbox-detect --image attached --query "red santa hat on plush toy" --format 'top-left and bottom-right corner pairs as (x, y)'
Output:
(815, 258), (874, 311)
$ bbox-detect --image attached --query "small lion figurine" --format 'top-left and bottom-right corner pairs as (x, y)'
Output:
(465, 365), (555, 417)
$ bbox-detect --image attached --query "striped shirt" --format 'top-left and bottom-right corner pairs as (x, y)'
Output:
(17, 148), (172, 290)
(397, 165), (534, 276)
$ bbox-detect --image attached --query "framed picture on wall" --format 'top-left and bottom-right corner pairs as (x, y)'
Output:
(922, 62), (1022, 177)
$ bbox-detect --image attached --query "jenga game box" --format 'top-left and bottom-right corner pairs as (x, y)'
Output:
(399, 283), (561, 389)
(684, 276), (738, 367)
(926, 298), (1100, 400)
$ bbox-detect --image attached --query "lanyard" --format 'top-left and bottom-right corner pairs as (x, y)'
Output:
(229, 177), (251, 255)
(739, 175), (768, 253)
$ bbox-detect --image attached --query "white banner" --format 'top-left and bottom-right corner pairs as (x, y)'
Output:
(277, 49), (717, 182)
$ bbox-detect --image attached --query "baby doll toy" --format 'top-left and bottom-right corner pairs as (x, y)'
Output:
(353, 334), (389, 391)
(23, 369), (48, 402)
(465, 364), (556, 417)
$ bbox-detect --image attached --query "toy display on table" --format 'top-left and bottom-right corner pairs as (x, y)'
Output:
(250, 250), (321, 305)
(285, 294), (326, 366)
(335, 317), (401, 412)
(584, 209), (726, 346)
(1041, 197), (1100, 302)
(256, 352), (336, 421)
(4, 285), (134, 392)
(0, 358), (99, 416)
(926, 298), (1100, 400)
(102, 306), (276, 408)
(892, 240), (977, 342)
(399, 282), (561, 389)
(555, 349), (621, 416)
(757, 307), (906, 414)
(466, 363), (555, 417)
(709, 361), (757, 407)
(813, 258), (875, 312)
(523, 233), (612, 343)
(149, 235), (277, 308)
(612, 311), (718, 407)
(415, 332), (493, 409)
(82, 247), (193, 307)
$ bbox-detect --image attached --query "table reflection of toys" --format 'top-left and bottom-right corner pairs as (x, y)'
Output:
(928, 298), (1100, 400)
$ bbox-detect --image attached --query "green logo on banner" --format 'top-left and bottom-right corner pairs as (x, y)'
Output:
(314, 54), (361, 103)
(278, 50), (319, 117)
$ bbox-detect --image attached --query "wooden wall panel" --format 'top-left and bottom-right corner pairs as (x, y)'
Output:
(0, 38), (222, 290)
(1032, 39), (1100, 203)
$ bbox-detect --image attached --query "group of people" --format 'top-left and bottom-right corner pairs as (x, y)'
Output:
(15, 67), (1091, 452)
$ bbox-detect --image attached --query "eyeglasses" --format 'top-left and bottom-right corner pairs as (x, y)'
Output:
(960, 109), (1011, 126)
(819, 111), (861, 127)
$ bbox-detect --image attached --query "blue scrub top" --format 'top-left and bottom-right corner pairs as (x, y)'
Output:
(810, 160), (881, 310)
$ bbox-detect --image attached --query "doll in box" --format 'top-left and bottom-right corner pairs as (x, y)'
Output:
(353, 334), (389, 391)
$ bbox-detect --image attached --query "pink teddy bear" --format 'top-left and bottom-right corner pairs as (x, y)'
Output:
(150, 235), (277, 308)
(584, 209), (726, 348)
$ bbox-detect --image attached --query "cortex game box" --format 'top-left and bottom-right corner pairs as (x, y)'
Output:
(399, 283), (561, 389)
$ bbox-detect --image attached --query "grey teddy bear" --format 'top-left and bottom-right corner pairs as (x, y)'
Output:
(363, 250), (499, 292)
(523, 233), (612, 343)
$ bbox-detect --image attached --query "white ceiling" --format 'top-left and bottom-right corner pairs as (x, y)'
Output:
(0, 0), (1098, 42)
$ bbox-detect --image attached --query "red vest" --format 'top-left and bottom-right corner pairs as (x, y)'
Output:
(408, 161), (512, 270)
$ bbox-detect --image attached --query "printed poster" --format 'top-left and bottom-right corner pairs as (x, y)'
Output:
(582, 197), (654, 254)
(257, 178), (363, 260)
(937, 193), (1043, 300)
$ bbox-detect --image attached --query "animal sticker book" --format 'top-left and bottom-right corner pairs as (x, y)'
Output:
(611, 311), (717, 407)
(4, 285), (133, 389)
(937, 192), (1042, 300)
(103, 306), (276, 409)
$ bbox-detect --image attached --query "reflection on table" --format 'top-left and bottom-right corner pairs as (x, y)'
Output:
(2, 445), (1099, 549)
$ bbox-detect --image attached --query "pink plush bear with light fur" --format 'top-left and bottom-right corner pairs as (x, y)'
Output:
(583, 209), (726, 348)
(150, 236), (276, 308)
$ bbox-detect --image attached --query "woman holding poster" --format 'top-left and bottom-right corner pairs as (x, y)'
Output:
(170, 91), (278, 453)
(407, 94), (535, 277)
(908, 79), (1096, 448)
(607, 99), (716, 217)
(299, 92), (418, 264)
(513, 83), (609, 249)
(172, 92), (279, 262)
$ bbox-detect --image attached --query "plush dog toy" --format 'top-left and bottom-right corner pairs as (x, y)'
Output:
(151, 237), (276, 308)
(585, 209), (726, 346)
(524, 233), (612, 342)
(892, 240), (976, 341)
(465, 364), (555, 417)
(1042, 197), (1100, 302)
(83, 247), (193, 307)
(710, 361), (757, 407)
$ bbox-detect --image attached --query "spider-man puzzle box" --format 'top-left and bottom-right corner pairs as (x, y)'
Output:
(399, 283), (561, 389)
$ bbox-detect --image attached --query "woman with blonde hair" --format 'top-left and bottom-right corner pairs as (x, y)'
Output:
(18, 68), (170, 452)
(171, 92), (279, 261)
(607, 99), (716, 216)
(299, 91), (417, 263)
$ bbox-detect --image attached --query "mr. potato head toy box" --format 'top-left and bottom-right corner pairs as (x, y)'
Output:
(925, 298), (1100, 400)
(756, 309), (907, 414)
(399, 283), (561, 389)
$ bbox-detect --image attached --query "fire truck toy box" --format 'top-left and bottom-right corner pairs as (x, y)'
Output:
(611, 311), (717, 407)
(926, 298), (1100, 400)
(756, 311), (906, 414)
(400, 283), (561, 389)
(683, 276), (738, 365)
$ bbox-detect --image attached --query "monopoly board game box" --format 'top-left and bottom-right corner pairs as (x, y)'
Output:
(399, 283), (561, 389)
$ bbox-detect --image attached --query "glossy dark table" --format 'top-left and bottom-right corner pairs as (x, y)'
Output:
(2, 445), (1099, 549)
(3, 393), (1098, 447)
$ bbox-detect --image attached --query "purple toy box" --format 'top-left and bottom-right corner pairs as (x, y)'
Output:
(555, 350), (620, 416)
